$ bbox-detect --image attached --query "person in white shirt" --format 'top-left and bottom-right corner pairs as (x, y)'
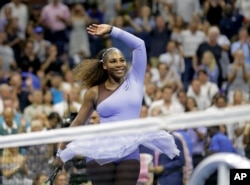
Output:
(179, 18), (206, 90)
(53, 88), (81, 118)
(187, 79), (211, 110)
(150, 85), (184, 116)
(197, 69), (219, 102)
(159, 40), (185, 79)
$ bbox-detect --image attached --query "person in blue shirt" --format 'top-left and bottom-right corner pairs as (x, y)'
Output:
(154, 134), (185, 185)
(205, 126), (237, 185)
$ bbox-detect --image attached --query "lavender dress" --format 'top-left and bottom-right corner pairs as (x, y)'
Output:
(60, 27), (179, 165)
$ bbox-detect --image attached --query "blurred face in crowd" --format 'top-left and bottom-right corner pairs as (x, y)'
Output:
(162, 86), (173, 103)
(51, 75), (62, 88)
(3, 107), (14, 127)
(158, 63), (168, 78)
(154, 88), (163, 101)
(140, 6), (151, 18)
(177, 91), (187, 106)
(0, 84), (12, 99)
(197, 71), (208, 84)
(114, 16), (124, 28)
(239, 28), (248, 42)
(144, 71), (152, 84)
(4, 6), (12, 19)
(189, 20), (198, 32)
(175, 16), (183, 28)
(10, 74), (22, 88)
(25, 41), (34, 55)
(32, 90), (43, 105)
(202, 51), (213, 66)
(31, 120), (43, 132)
(145, 83), (156, 96)
(43, 90), (52, 105)
(166, 41), (176, 53)
(192, 80), (201, 94)
(55, 173), (68, 185)
(233, 90), (243, 105)
(215, 96), (227, 108)
(36, 174), (48, 185)
(186, 97), (197, 111)
(208, 27), (219, 44)
(140, 105), (148, 118)
(155, 15), (165, 30)
(89, 111), (100, 125)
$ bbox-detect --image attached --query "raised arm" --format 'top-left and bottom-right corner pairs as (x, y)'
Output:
(87, 24), (147, 82)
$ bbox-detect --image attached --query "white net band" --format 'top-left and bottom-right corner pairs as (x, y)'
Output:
(1, 104), (250, 148)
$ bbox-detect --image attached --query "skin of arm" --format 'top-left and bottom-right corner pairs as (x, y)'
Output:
(58, 87), (97, 150)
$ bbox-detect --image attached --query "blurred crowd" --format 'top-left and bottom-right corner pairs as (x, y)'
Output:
(0, 0), (250, 184)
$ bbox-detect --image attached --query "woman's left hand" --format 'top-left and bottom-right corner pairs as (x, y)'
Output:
(87, 24), (112, 36)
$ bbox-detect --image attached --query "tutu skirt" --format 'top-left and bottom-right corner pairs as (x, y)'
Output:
(60, 130), (179, 165)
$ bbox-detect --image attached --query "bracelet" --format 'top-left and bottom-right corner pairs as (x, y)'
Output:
(108, 26), (113, 34)
(56, 149), (63, 157)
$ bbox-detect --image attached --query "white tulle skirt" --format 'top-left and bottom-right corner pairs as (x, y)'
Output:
(60, 130), (179, 165)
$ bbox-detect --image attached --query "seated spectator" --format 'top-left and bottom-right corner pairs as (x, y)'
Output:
(47, 111), (61, 129)
(32, 173), (48, 185)
(88, 110), (100, 125)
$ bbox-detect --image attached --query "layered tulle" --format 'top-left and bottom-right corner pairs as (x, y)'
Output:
(60, 130), (179, 165)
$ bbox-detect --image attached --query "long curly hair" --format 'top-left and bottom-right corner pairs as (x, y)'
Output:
(73, 50), (108, 88)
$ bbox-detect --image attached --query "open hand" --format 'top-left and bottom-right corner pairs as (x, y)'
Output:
(87, 24), (112, 36)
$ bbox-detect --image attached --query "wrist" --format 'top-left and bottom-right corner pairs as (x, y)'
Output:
(56, 148), (63, 157)
(108, 26), (113, 34)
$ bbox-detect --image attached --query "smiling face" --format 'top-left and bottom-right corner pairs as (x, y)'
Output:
(103, 49), (127, 81)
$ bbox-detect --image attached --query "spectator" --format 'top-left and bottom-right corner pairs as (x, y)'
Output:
(187, 79), (211, 110)
(227, 50), (250, 103)
(203, 0), (225, 26)
(40, 0), (70, 55)
(9, 72), (30, 112)
(69, 3), (91, 58)
(33, 26), (51, 63)
(0, 147), (31, 185)
(0, 31), (16, 72)
(0, 0), (28, 33)
(159, 40), (185, 79)
(153, 133), (185, 185)
(231, 27), (250, 65)
(171, 0), (201, 24)
(17, 39), (41, 76)
(149, 15), (171, 67)
(195, 26), (223, 87)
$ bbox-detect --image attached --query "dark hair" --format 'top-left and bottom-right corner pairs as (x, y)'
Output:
(48, 112), (61, 122)
(73, 49), (118, 88)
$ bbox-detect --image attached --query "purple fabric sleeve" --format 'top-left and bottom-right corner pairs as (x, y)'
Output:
(110, 27), (147, 83)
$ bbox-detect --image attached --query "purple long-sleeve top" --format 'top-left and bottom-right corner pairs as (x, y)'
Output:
(96, 27), (147, 123)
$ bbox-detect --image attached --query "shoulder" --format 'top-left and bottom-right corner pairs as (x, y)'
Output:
(84, 86), (98, 102)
